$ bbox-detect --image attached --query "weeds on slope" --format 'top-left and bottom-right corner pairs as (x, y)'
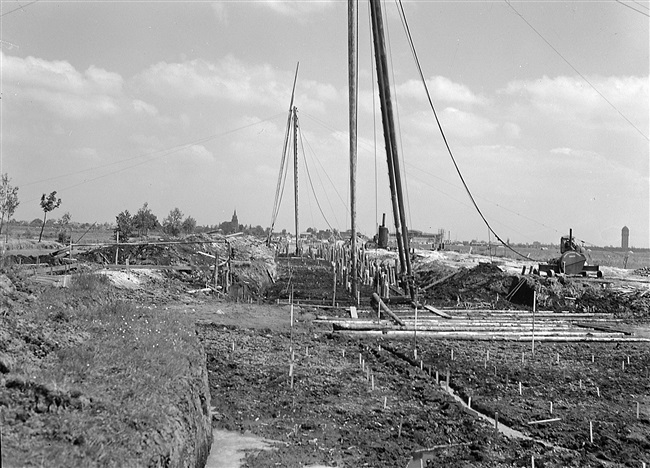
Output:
(1, 269), (201, 467)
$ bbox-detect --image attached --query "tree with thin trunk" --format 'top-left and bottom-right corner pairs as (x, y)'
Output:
(162, 207), (183, 237)
(39, 191), (62, 242)
(0, 173), (20, 240)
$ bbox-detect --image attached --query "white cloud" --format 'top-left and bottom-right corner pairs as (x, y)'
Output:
(132, 99), (158, 116)
(2, 53), (123, 96)
(134, 56), (281, 105)
(211, 2), (228, 23)
(71, 147), (100, 160)
(183, 144), (214, 163)
(134, 56), (340, 115)
(398, 76), (487, 106)
(550, 147), (573, 155)
(502, 122), (521, 139)
(437, 107), (498, 139)
(1, 52), (139, 120)
(261, 0), (334, 17)
(502, 75), (649, 133)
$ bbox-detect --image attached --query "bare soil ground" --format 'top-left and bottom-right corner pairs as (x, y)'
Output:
(2, 239), (648, 467)
(193, 254), (649, 468)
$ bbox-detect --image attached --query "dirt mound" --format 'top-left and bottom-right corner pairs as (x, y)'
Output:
(420, 262), (516, 308)
(634, 266), (650, 276)
(79, 234), (277, 298)
(415, 260), (650, 317)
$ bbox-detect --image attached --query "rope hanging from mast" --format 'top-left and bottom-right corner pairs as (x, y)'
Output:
(394, 0), (533, 262)
(268, 63), (300, 243)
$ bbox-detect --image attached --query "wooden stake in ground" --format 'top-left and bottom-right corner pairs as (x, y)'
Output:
(289, 363), (294, 390)
(290, 287), (294, 354)
(332, 262), (337, 306)
(213, 248), (219, 290)
(413, 304), (418, 357)
(531, 290), (536, 356)
(115, 231), (119, 265)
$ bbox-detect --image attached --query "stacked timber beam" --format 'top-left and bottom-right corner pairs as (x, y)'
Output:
(316, 309), (650, 342)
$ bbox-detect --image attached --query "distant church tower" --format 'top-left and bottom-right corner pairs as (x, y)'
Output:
(231, 210), (239, 232)
(621, 226), (629, 249)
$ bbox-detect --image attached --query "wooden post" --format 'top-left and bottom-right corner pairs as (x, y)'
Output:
(531, 291), (536, 356)
(115, 231), (119, 265)
(214, 248), (219, 290)
(349, 0), (359, 303)
(289, 363), (294, 390)
(368, 0), (413, 299)
(290, 287), (294, 352)
(413, 305), (418, 356)
(372, 292), (404, 326)
(332, 262), (337, 307)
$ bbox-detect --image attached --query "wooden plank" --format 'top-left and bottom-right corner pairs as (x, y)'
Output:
(100, 264), (193, 271)
(335, 330), (650, 342)
(423, 305), (452, 319)
(574, 322), (632, 335)
(420, 270), (461, 291)
(20, 264), (78, 274)
(528, 418), (562, 425)
(372, 293), (405, 326)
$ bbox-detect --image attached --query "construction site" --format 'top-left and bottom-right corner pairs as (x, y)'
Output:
(2, 0), (648, 467)
(1, 231), (649, 467)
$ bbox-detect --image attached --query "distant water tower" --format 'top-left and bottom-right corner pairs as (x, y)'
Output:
(621, 226), (629, 249)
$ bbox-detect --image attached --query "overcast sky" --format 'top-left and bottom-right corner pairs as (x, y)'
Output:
(1, 0), (648, 248)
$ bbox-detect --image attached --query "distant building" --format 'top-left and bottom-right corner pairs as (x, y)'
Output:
(231, 210), (239, 231)
(621, 226), (629, 249)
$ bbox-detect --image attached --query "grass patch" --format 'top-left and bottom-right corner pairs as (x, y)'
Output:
(1, 272), (208, 467)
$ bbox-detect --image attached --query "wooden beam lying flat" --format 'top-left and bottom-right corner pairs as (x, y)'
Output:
(423, 305), (452, 319)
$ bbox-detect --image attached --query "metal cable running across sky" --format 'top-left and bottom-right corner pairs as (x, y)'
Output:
(394, 0), (534, 262)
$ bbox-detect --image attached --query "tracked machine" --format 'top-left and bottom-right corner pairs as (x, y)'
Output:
(537, 229), (602, 278)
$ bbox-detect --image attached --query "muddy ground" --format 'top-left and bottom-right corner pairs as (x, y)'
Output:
(193, 255), (649, 468)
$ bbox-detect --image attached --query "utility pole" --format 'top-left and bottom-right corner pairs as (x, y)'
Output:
(348, 0), (358, 304)
(293, 106), (300, 256)
(369, 0), (414, 299)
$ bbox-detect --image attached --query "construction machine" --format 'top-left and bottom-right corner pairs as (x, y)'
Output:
(536, 229), (602, 277)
